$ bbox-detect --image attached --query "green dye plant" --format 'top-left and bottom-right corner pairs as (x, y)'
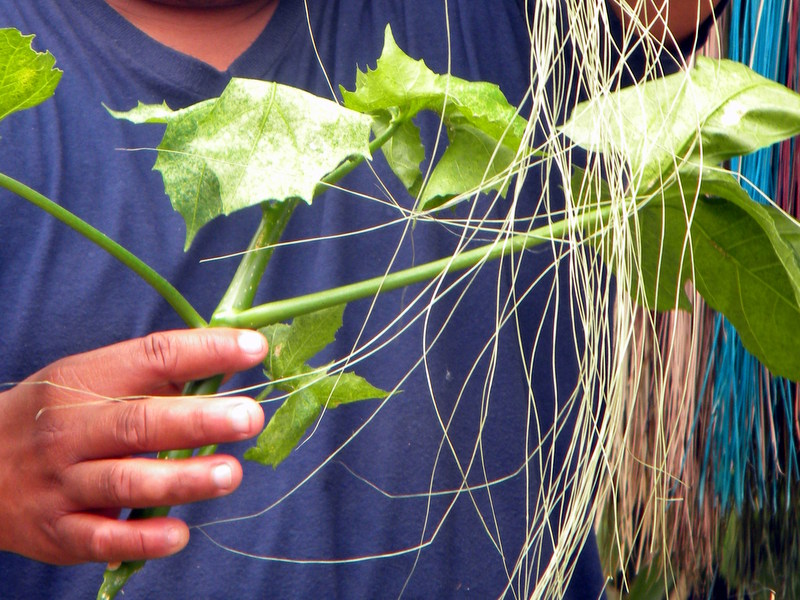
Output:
(3, 24), (800, 599)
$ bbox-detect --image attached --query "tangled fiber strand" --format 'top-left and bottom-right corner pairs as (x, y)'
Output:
(589, 11), (728, 598)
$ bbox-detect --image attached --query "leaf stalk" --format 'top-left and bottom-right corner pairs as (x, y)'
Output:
(0, 172), (206, 329)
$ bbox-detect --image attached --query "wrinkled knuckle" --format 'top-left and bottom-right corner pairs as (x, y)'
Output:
(87, 526), (115, 562)
(32, 416), (66, 457)
(34, 361), (79, 412)
(188, 405), (211, 440)
(141, 333), (180, 376)
(39, 358), (72, 389)
(27, 363), (83, 460)
(114, 402), (153, 451)
(104, 463), (135, 507)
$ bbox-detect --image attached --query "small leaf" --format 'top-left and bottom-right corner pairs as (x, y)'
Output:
(243, 388), (321, 467)
(111, 79), (373, 249)
(372, 113), (424, 195)
(106, 100), (188, 124)
(623, 561), (669, 600)
(261, 305), (344, 376)
(341, 25), (526, 206)
(247, 306), (389, 468)
(309, 371), (389, 409)
(419, 123), (515, 211)
(0, 28), (61, 123)
(243, 369), (389, 468)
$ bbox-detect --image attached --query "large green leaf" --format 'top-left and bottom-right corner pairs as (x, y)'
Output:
(562, 57), (800, 186)
(0, 28), (61, 123)
(341, 25), (526, 209)
(110, 79), (373, 249)
(631, 166), (800, 381)
(565, 57), (800, 380)
(245, 305), (388, 467)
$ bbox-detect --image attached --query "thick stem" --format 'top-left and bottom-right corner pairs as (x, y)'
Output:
(212, 200), (298, 320)
(96, 121), (407, 595)
(0, 172), (206, 328)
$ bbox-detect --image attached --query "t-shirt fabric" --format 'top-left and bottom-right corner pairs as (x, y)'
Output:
(0, 1), (607, 598)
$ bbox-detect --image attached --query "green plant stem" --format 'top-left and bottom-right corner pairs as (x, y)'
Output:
(215, 207), (611, 329)
(98, 203), (298, 599)
(0, 171), (206, 329)
(98, 121), (408, 597)
(211, 200), (299, 321)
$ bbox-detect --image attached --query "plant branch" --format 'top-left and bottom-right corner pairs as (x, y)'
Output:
(99, 203), (299, 599)
(0, 172), (206, 329)
(95, 376), (222, 600)
(212, 200), (299, 320)
(216, 206), (611, 329)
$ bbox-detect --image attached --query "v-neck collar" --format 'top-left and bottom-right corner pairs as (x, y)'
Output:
(67, 0), (306, 97)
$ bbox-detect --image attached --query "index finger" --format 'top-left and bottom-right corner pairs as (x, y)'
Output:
(40, 328), (268, 398)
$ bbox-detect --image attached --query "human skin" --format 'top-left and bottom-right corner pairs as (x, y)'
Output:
(611, 0), (721, 46)
(0, 329), (267, 564)
(105, 0), (280, 70)
(0, 0), (280, 569)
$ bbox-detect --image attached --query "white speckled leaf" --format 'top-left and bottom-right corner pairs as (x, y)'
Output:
(111, 79), (373, 249)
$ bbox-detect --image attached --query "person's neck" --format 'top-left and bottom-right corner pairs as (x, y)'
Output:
(105, 0), (280, 71)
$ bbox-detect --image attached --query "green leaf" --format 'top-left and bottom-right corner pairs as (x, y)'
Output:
(622, 561), (668, 600)
(0, 28), (61, 123)
(562, 57), (800, 185)
(372, 113), (424, 196)
(631, 165), (800, 381)
(341, 25), (526, 206)
(565, 57), (800, 380)
(243, 387), (322, 467)
(419, 123), (515, 210)
(110, 79), (373, 249)
(261, 305), (344, 376)
(694, 58), (800, 164)
(106, 100), (187, 124)
(246, 305), (389, 467)
(308, 370), (389, 409)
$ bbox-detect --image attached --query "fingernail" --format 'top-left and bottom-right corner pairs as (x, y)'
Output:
(212, 463), (233, 489)
(166, 527), (182, 547)
(229, 402), (253, 433)
(238, 330), (266, 355)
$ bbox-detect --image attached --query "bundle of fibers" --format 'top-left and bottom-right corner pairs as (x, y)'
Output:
(597, 0), (800, 597)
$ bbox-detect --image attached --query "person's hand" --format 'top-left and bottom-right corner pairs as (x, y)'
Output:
(0, 328), (267, 565)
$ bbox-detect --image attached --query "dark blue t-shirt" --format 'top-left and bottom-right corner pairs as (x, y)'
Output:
(0, 1), (606, 598)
